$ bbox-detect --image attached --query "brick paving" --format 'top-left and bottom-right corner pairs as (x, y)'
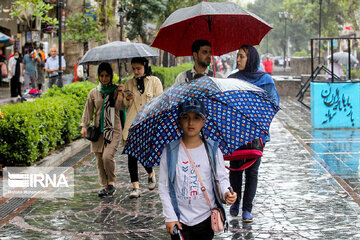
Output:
(0, 96), (360, 239)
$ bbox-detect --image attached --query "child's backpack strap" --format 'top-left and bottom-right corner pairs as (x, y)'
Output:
(166, 140), (181, 220)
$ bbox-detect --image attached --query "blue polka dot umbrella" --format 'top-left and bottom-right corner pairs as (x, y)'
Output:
(123, 76), (280, 168)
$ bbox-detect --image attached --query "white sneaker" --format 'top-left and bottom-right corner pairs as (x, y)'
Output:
(129, 188), (141, 199)
(148, 172), (156, 190)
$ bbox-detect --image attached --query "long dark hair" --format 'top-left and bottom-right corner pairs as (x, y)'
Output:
(131, 57), (152, 76)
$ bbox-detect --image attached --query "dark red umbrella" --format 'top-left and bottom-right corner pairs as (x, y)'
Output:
(151, 1), (272, 56)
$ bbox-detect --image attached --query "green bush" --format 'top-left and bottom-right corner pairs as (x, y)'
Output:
(152, 63), (193, 88)
(0, 82), (96, 166)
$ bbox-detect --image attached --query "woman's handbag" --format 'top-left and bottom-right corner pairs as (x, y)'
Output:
(86, 126), (100, 142)
(180, 139), (226, 233)
(224, 138), (264, 171)
(1, 63), (7, 77)
(211, 208), (225, 232)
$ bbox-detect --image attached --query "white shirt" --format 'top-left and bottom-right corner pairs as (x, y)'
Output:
(158, 143), (230, 226)
(8, 56), (18, 77)
(45, 55), (66, 77)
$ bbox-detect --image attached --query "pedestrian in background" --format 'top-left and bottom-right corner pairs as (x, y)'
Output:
(123, 57), (163, 199)
(8, 50), (23, 98)
(262, 55), (273, 75)
(45, 47), (66, 88)
(158, 99), (237, 240)
(81, 62), (125, 197)
(228, 45), (279, 223)
(22, 48), (37, 91)
(0, 48), (6, 86)
(35, 47), (45, 90)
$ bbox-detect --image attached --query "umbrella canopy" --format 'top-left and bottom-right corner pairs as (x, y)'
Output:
(123, 76), (279, 168)
(79, 41), (159, 65)
(328, 52), (359, 65)
(0, 32), (14, 47)
(151, 1), (272, 56)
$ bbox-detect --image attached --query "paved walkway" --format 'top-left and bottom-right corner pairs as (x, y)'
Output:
(1, 97), (360, 239)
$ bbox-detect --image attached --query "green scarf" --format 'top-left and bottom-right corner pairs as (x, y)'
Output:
(100, 84), (118, 133)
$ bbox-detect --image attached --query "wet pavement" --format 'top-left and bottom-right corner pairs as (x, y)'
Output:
(0, 96), (360, 239)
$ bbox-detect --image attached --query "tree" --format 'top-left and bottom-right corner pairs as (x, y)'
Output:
(339, 0), (360, 31)
(97, 0), (118, 41)
(63, 13), (106, 52)
(123, 0), (167, 44)
(247, 0), (346, 57)
(10, 0), (58, 36)
(283, 0), (344, 37)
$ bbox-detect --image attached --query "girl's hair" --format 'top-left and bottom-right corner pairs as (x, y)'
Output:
(97, 62), (113, 82)
(131, 57), (152, 76)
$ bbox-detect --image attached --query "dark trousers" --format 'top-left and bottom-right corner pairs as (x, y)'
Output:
(49, 75), (63, 88)
(229, 157), (261, 212)
(10, 76), (22, 97)
(171, 217), (214, 240)
(128, 155), (152, 183)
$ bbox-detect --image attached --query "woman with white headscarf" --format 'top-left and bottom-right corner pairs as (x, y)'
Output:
(81, 62), (125, 197)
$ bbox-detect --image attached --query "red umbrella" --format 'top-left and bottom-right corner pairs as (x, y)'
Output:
(151, 1), (272, 57)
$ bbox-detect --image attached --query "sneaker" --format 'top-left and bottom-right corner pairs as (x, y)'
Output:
(98, 188), (107, 197)
(230, 202), (240, 217)
(148, 172), (156, 190)
(107, 185), (116, 195)
(242, 210), (253, 223)
(129, 188), (141, 199)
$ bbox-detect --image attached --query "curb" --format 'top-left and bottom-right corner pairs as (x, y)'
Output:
(0, 138), (92, 226)
(35, 138), (91, 168)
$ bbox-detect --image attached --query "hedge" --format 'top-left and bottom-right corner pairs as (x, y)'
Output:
(0, 82), (96, 166)
(152, 63), (193, 88)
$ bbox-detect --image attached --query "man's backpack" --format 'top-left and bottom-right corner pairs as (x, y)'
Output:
(185, 69), (214, 82)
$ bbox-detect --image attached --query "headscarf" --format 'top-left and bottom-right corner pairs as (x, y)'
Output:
(131, 57), (152, 94)
(232, 45), (272, 86)
(97, 62), (117, 145)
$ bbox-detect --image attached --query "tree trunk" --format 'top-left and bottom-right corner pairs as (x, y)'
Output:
(64, 0), (84, 76)
(162, 51), (169, 67)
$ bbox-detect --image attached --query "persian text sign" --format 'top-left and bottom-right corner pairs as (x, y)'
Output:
(2, 167), (74, 199)
(311, 82), (360, 128)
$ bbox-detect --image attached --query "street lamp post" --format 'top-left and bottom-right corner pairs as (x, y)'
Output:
(118, 5), (126, 41)
(57, 0), (63, 87)
(278, 11), (293, 69)
(117, 5), (127, 79)
(318, 0), (323, 64)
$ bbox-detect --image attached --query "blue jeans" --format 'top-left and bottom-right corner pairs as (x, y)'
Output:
(229, 157), (261, 212)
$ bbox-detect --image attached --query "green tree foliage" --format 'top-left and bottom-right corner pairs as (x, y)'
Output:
(283, 0), (344, 37)
(64, 13), (106, 51)
(122, 0), (167, 43)
(339, 0), (360, 30)
(10, 0), (58, 30)
(247, 0), (347, 57)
